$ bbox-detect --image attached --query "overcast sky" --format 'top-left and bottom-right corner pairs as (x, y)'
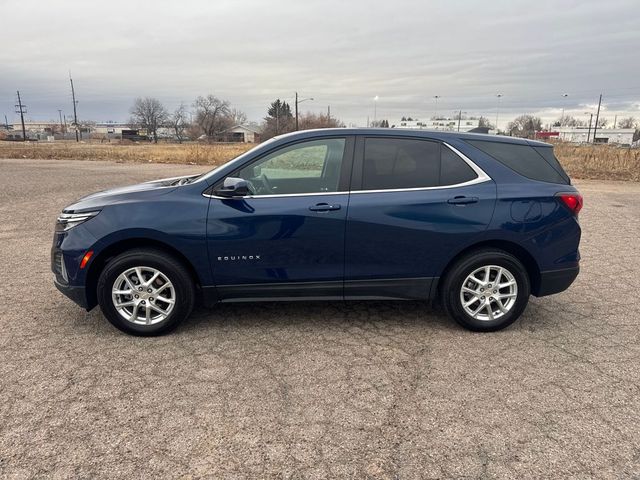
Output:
(1, 0), (639, 129)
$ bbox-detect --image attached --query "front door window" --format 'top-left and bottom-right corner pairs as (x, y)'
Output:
(235, 138), (346, 195)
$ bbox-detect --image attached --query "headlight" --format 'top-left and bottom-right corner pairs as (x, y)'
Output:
(55, 211), (100, 232)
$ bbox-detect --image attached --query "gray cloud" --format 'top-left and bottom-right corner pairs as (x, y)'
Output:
(1, 0), (639, 128)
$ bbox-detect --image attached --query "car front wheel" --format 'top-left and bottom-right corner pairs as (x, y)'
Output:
(97, 248), (195, 336)
(441, 249), (530, 332)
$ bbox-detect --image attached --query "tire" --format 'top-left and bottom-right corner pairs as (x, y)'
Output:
(97, 248), (195, 336)
(441, 249), (530, 332)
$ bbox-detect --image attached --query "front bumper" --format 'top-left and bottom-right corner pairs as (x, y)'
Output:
(536, 266), (579, 297)
(54, 278), (89, 309)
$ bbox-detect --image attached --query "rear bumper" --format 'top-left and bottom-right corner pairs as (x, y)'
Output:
(54, 278), (89, 310)
(536, 266), (579, 297)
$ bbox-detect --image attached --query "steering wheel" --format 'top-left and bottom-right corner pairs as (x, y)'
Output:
(258, 172), (273, 193)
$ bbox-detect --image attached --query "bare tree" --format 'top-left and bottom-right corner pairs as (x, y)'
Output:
(227, 108), (248, 126)
(193, 95), (231, 140)
(507, 115), (543, 138)
(618, 116), (637, 129)
(297, 111), (344, 130)
(170, 103), (190, 143)
(477, 116), (495, 129)
(130, 97), (168, 143)
(553, 115), (586, 127)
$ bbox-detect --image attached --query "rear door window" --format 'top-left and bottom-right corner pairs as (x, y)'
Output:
(467, 140), (569, 184)
(362, 138), (440, 190)
(358, 137), (479, 190)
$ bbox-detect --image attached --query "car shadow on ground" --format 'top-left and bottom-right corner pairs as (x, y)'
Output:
(179, 300), (457, 334)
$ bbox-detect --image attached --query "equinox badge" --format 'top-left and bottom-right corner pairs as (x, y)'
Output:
(217, 255), (261, 261)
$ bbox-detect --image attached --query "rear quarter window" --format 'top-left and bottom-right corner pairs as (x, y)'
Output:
(440, 146), (478, 185)
(467, 140), (569, 184)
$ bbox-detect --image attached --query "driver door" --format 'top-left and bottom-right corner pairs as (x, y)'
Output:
(206, 136), (354, 300)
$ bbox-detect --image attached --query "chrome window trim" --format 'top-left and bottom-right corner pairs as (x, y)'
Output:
(204, 190), (349, 199)
(202, 141), (492, 199)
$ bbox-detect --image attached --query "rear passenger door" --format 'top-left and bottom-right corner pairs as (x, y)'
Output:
(344, 136), (496, 299)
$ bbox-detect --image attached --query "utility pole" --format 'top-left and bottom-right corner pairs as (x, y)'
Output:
(592, 93), (602, 144)
(63, 114), (68, 134)
(586, 113), (593, 143)
(327, 105), (330, 124)
(15, 90), (27, 141)
(613, 115), (617, 129)
(70, 73), (80, 141)
(4, 114), (9, 131)
(275, 101), (280, 135)
(58, 109), (64, 136)
(457, 110), (462, 132)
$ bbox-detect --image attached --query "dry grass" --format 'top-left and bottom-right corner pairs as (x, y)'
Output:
(1, 139), (639, 182)
(0, 141), (253, 167)
(553, 142), (640, 182)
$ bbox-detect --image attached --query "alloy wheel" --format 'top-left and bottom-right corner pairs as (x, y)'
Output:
(459, 265), (518, 321)
(111, 266), (176, 325)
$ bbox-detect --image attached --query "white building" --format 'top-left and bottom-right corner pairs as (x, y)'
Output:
(392, 117), (492, 133)
(222, 125), (261, 143)
(556, 127), (635, 144)
(94, 122), (129, 135)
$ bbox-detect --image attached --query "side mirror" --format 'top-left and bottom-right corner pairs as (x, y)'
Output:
(215, 177), (251, 198)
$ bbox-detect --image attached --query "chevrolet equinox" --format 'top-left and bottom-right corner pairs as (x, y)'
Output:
(52, 129), (582, 335)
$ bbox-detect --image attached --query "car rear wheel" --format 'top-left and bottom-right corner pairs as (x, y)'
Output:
(441, 249), (530, 332)
(97, 248), (195, 336)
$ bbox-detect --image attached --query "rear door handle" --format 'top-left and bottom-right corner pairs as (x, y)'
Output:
(309, 203), (341, 212)
(447, 196), (479, 205)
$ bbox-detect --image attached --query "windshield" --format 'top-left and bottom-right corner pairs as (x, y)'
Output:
(194, 137), (279, 183)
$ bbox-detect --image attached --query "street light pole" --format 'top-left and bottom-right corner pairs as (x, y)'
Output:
(433, 95), (440, 122)
(495, 94), (503, 131)
(58, 109), (64, 136)
(457, 110), (467, 132)
(374, 96), (379, 125)
(295, 92), (313, 131)
(561, 93), (569, 122)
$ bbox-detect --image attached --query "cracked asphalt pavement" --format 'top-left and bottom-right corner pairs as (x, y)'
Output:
(1, 158), (639, 479)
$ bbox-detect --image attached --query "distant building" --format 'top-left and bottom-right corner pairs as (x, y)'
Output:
(534, 131), (560, 140)
(555, 127), (635, 144)
(220, 125), (261, 143)
(94, 122), (129, 135)
(391, 117), (494, 134)
(7, 121), (89, 140)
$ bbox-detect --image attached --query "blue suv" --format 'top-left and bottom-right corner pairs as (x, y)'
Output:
(52, 129), (582, 335)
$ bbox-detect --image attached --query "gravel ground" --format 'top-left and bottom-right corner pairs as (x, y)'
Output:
(0, 158), (639, 479)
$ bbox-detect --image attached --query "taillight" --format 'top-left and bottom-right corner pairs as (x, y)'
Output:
(557, 193), (583, 216)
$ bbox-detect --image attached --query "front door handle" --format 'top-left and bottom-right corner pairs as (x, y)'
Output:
(447, 196), (479, 205)
(309, 203), (341, 212)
